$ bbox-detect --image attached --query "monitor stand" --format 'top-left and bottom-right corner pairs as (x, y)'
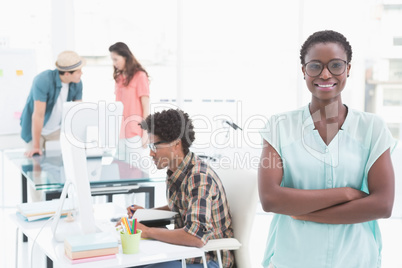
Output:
(51, 180), (98, 242)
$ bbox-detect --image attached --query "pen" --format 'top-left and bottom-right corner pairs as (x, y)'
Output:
(129, 205), (136, 219)
(121, 223), (127, 234)
(125, 217), (132, 235)
(126, 216), (132, 234)
(121, 217), (131, 234)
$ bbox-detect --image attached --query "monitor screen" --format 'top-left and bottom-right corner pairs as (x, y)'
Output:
(61, 101), (123, 157)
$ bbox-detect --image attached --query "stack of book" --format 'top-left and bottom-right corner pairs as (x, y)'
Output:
(17, 199), (74, 222)
(64, 232), (119, 264)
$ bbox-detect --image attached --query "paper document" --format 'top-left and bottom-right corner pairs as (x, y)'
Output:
(133, 209), (178, 222)
(18, 199), (74, 217)
(17, 199), (74, 221)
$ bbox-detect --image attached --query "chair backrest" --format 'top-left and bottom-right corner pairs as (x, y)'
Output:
(216, 167), (258, 268)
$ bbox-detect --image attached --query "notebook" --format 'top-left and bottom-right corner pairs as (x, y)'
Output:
(17, 199), (74, 221)
(64, 231), (118, 252)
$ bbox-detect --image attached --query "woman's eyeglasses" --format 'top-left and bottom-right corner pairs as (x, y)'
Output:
(304, 59), (348, 77)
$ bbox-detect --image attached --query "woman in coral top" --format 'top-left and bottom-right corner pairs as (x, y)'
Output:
(109, 42), (150, 170)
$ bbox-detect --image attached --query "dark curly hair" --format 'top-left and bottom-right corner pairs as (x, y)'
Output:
(300, 30), (353, 65)
(141, 109), (195, 154)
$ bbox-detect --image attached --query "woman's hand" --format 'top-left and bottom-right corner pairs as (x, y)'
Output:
(346, 187), (368, 201)
(291, 215), (306, 221)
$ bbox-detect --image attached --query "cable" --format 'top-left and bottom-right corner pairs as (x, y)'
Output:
(223, 120), (242, 131)
(30, 215), (55, 268)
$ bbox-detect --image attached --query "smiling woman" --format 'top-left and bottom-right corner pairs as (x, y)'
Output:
(258, 30), (397, 268)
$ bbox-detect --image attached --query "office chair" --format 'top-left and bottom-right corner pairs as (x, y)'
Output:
(202, 168), (258, 268)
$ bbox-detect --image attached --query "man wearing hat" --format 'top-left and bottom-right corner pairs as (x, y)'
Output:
(20, 50), (85, 157)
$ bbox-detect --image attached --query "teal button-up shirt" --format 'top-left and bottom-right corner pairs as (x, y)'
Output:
(260, 104), (396, 268)
(20, 69), (82, 143)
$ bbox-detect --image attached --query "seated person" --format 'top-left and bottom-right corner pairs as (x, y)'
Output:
(124, 109), (235, 268)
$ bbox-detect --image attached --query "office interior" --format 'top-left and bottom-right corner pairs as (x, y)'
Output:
(1, 0), (402, 267)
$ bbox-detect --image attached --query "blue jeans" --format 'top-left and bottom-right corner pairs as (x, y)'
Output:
(136, 260), (219, 268)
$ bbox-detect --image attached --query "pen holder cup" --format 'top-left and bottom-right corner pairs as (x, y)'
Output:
(120, 229), (142, 254)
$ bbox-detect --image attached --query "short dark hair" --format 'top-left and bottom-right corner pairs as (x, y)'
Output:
(300, 30), (353, 65)
(58, 70), (75, 75)
(141, 109), (195, 155)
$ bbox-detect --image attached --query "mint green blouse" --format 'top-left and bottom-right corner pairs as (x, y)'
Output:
(260, 104), (397, 268)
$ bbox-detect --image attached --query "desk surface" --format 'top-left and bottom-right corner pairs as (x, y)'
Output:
(10, 203), (204, 268)
(5, 149), (165, 191)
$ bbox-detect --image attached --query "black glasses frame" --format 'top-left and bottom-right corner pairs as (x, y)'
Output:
(304, 59), (348, 77)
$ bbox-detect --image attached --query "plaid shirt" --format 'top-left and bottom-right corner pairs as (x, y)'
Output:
(166, 152), (235, 268)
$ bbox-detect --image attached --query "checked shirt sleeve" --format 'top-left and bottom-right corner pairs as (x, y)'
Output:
(183, 173), (218, 244)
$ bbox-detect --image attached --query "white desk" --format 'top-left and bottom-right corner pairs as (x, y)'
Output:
(10, 203), (205, 268)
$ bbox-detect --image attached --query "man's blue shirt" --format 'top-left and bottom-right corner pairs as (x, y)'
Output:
(20, 69), (82, 142)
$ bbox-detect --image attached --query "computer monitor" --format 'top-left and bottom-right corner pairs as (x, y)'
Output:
(61, 101), (123, 157)
(52, 101), (124, 241)
(51, 133), (98, 241)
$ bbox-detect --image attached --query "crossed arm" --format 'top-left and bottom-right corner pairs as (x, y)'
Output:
(258, 140), (395, 224)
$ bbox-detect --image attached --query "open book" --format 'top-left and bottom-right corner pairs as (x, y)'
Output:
(134, 209), (178, 222)
(111, 209), (179, 227)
